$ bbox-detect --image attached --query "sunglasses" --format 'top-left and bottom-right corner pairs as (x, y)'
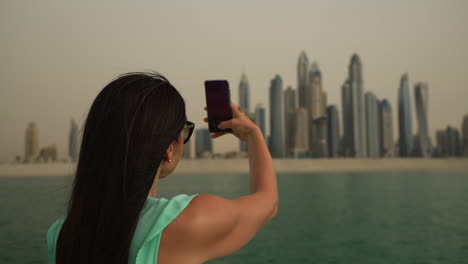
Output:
(182, 121), (195, 144)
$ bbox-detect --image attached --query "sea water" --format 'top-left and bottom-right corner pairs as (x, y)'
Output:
(1, 171), (468, 264)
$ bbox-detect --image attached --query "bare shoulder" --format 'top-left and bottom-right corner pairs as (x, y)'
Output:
(159, 194), (235, 262)
(169, 194), (236, 238)
(161, 192), (276, 262)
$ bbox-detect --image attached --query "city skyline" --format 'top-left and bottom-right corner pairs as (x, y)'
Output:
(15, 51), (468, 162)
(1, 1), (468, 161)
(8, 51), (468, 161)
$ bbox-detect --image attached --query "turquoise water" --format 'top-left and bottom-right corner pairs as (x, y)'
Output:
(1, 171), (468, 263)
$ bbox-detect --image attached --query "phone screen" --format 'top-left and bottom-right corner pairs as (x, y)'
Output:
(204, 80), (233, 133)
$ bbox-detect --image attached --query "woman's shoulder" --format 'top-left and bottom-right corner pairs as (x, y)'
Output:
(164, 193), (237, 239)
(138, 193), (200, 240)
(158, 194), (241, 262)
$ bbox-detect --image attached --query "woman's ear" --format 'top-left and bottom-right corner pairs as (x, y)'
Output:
(164, 143), (174, 161)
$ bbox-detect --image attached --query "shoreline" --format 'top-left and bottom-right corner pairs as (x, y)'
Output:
(1, 158), (467, 176)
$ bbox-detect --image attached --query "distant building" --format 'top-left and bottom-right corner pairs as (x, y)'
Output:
(69, 118), (80, 162)
(254, 103), (266, 140)
(293, 107), (309, 158)
(462, 114), (468, 157)
(195, 128), (212, 158)
(365, 92), (380, 158)
(327, 105), (340, 158)
(398, 73), (413, 157)
(435, 126), (462, 157)
(297, 51), (309, 109)
(37, 144), (58, 162)
(284, 86), (297, 157)
(269, 74), (285, 158)
(341, 54), (367, 157)
(341, 80), (352, 157)
(239, 72), (250, 114)
(414, 82), (432, 157)
(312, 118), (328, 157)
(308, 62), (326, 120)
(24, 122), (39, 163)
(308, 62), (327, 157)
(435, 130), (446, 157)
(379, 99), (394, 157)
(447, 127), (462, 157)
(239, 72), (250, 153)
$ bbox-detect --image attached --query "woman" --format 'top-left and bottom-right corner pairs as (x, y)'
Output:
(47, 72), (278, 264)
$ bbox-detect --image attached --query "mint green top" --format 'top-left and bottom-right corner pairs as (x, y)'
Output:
(47, 193), (199, 264)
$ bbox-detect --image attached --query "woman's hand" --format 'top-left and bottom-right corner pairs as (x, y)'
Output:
(203, 103), (259, 141)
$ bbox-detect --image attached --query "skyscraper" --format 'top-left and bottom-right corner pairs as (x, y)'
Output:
(463, 114), (468, 157)
(398, 73), (413, 157)
(284, 86), (297, 157)
(341, 80), (352, 157)
(293, 107), (309, 158)
(254, 103), (266, 140)
(69, 118), (80, 162)
(341, 54), (367, 157)
(379, 99), (394, 157)
(269, 74), (284, 158)
(308, 62), (326, 120)
(312, 118), (328, 157)
(239, 72), (250, 114)
(365, 92), (380, 158)
(414, 82), (431, 157)
(445, 126), (461, 157)
(297, 51), (309, 108)
(195, 128), (212, 158)
(327, 105), (340, 158)
(308, 62), (327, 157)
(24, 122), (39, 163)
(239, 73), (250, 153)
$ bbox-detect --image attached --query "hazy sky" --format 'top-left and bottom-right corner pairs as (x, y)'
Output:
(1, 0), (467, 162)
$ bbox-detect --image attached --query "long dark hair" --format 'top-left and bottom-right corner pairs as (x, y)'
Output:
(56, 72), (187, 264)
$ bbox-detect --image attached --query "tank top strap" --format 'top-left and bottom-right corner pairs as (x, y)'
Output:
(132, 193), (199, 264)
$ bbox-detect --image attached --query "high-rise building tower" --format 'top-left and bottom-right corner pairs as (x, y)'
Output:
(195, 128), (213, 158)
(239, 72), (250, 114)
(293, 107), (309, 158)
(379, 99), (394, 157)
(342, 54), (367, 157)
(444, 126), (461, 157)
(269, 74), (284, 158)
(414, 82), (431, 157)
(69, 118), (80, 162)
(398, 73), (413, 157)
(254, 103), (266, 140)
(327, 105), (340, 158)
(297, 51), (309, 108)
(308, 62), (327, 157)
(284, 86), (297, 157)
(365, 92), (380, 158)
(24, 122), (39, 163)
(312, 118), (328, 157)
(435, 129), (447, 157)
(309, 62), (326, 120)
(239, 73), (250, 153)
(341, 80), (352, 157)
(463, 114), (468, 157)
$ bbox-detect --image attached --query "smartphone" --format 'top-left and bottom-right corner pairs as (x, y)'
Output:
(204, 80), (233, 133)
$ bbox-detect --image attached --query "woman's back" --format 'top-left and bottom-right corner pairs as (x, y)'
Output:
(47, 194), (199, 264)
(47, 73), (278, 263)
